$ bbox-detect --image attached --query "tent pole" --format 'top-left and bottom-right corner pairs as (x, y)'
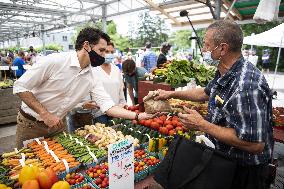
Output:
(272, 47), (282, 89)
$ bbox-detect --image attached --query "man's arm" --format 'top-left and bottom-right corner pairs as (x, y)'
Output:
(17, 92), (63, 128)
(201, 120), (264, 154)
(13, 56), (63, 128)
(179, 108), (264, 154)
(155, 88), (209, 102)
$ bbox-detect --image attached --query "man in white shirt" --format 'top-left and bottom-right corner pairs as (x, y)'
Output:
(13, 27), (152, 148)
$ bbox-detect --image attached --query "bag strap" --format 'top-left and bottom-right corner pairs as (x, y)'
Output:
(178, 148), (214, 189)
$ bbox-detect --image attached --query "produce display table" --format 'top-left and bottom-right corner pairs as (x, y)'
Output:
(274, 128), (284, 144)
(0, 88), (21, 125)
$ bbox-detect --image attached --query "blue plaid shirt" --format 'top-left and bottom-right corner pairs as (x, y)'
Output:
(142, 49), (157, 72)
(205, 56), (273, 165)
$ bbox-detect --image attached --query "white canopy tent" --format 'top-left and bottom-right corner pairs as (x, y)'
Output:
(243, 23), (284, 89)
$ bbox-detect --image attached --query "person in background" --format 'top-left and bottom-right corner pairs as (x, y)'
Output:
(248, 50), (258, 67)
(12, 51), (26, 78)
(157, 42), (171, 68)
(155, 20), (273, 189)
(114, 56), (122, 71)
(142, 42), (157, 72)
(262, 49), (270, 74)
(91, 42), (127, 124)
(122, 59), (147, 105)
(27, 46), (37, 64)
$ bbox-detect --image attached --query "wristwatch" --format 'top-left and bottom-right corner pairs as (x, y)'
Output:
(135, 112), (140, 121)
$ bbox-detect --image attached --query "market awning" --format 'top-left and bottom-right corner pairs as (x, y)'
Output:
(243, 23), (284, 48)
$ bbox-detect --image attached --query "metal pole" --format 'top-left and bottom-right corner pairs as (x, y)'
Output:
(214, 0), (221, 20)
(224, 0), (237, 20)
(272, 47), (282, 89)
(272, 32), (284, 89)
(102, 4), (107, 33)
(41, 24), (46, 55)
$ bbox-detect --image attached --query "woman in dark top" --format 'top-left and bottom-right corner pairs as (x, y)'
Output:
(157, 42), (171, 68)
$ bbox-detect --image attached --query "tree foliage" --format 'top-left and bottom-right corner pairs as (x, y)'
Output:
(132, 12), (169, 47)
(169, 30), (192, 50)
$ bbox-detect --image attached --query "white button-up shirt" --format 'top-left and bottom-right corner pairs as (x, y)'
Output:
(92, 64), (126, 117)
(13, 51), (114, 120)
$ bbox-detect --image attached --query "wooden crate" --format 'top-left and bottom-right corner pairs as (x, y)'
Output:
(138, 81), (174, 111)
(0, 88), (21, 125)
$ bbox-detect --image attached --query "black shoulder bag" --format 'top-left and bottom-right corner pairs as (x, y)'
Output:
(154, 136), (236, 189)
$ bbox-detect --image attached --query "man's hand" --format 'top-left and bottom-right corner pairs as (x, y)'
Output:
(40, 111), (64, 129)
(154, 89), (173, 100)
(138, 112), (156, 120)
(82, 101), (99, 110)
(178, 106), (207, 131)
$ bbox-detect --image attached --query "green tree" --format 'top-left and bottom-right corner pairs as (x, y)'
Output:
(169, 30), (192, 50)
(135, 12), (169, 47)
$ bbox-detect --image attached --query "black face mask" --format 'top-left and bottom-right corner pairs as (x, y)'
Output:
(85, 48), (105, 67)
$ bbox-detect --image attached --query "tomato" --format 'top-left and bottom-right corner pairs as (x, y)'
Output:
(159, 115), (167, 121)
(144, 120), (151, 127)
(159, 127), (168, 135)
(139, 120), (146, 125)
(175, 126), (184, 132)
(156, 119), (164, 125)
(168, 130), (176, 136)
(164, 120), (172, 126)
(166, 124), (174, 130)
(150, 122), (160, 130)
(172, 116), (179, 121)
(171, 120), (178, 127)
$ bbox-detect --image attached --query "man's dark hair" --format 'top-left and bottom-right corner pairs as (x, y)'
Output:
(207, 20), (243, 52)
(108, 41), (115, 47)
(122, 59), (136, 74)
(75, 27), (111, 51)
(145, 42), (151, 49)
(18, 51), (25, 57)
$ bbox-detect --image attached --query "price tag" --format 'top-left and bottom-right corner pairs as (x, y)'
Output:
(0, 66), (9, 70)
(19, 153), (26, 167)
(35, 138), (41, 145)
(14, 148), (19, 153)
(49, 151), (60, 162)
(63, 132), (67, 137)
(43, 141), (50, 153)
(85, 133), (90, 139)
(23, 65), (32, 70)
(62, 159), (70, 173)
(69, 134), (73, 140)
(145, 134), (151, 140)
(11, 66), (18, 70)
(108, 139), (134, 189)
(87, 148), (98, 163)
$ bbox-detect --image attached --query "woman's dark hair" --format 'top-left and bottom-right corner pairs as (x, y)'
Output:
(75, 27), (110, 51)
(122, 59), (136, 74)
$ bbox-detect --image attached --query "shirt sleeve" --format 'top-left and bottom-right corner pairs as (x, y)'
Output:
(91, 80), (115, 113)
(13, 57), (55, 94)
(224, 88), (269, 143)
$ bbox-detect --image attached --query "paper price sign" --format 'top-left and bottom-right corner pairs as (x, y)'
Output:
(11, 66), (18, 70)
(108, 139), (134, 189)
(0, 66), (9, 70)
